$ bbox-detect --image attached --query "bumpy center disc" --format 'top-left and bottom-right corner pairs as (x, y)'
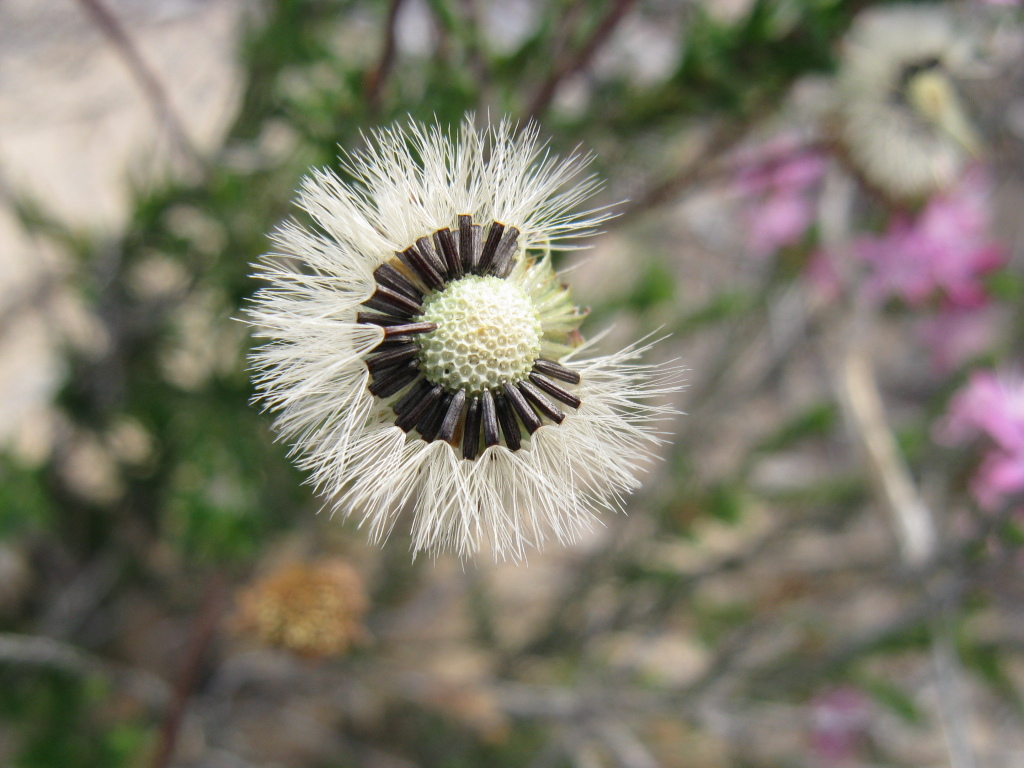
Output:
(417, 275), (542, 395)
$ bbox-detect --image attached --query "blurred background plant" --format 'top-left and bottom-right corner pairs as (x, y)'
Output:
(1, 0), (1023, 766)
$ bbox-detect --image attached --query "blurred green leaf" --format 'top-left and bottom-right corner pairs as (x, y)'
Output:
(706, 482), (747, 525)
(625, 258), (675, 312)
(755, 402), (836, 453)
(858, 675), (924, 725)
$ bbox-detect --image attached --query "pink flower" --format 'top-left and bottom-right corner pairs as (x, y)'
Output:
(731, 138), (826, 257)
(805, 247), (844, 302)
(936, 370), (1024, 509)
(809, 687), (871, 764)
(855, 169), (1005, 307)
(939, 371), (1024, 454)
(975, 453), (1024, 509)
(916, 305), (998, 373)
(747, 191), (818, 256)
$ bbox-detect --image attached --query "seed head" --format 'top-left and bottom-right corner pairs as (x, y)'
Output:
(232, 559), (368, 659)
(247, 116), (684, 560)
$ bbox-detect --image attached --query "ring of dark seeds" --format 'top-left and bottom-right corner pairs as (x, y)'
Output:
(356, 215), (581, 459)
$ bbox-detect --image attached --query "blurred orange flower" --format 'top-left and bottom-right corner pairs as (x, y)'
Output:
(233, 559), (369, 659)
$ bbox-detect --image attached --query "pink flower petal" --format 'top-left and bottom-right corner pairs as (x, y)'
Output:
(747, 191), (816, 256)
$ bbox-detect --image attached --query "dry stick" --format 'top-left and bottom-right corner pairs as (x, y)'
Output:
(615, 121), (755, 225)
(526, 0), (640, 120)
(494, 513), (1020, 722)
(615, 107), (825, 226)
(597, 721), (662, 768)
(822, 169), (976, 768)
(838, 350), (938, 566)
(819, 166), (937, 565)
(149, 573), (227, 768)
(38, 552), (122, 639)
(681, 510), (1017, 704)
(0, 632), (171, 709)
(837, 350), (977, 768)
(532, 0), (588, 99)
(0, 632), (103, 677)
(458, 0), (491, 92)
(365, 0), (408, 112)
(75, 0), (202, 172)
(612, 107), (797, 229)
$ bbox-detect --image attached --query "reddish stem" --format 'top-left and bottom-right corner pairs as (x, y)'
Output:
(148, 573), (226, 768)
(526, 0), (640, 121)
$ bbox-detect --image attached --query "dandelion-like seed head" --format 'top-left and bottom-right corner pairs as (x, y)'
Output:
(248, 116), (683, 560)
(837, 3), (981, 200)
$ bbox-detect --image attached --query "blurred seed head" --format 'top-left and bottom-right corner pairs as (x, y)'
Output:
(233, 558), (369, 659)
(836, 3), (983, 200)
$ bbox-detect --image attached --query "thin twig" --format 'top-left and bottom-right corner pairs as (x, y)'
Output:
(742, 577), (968, 698)
(365, 0), (408, 112)
(526, 0), (640, 120)
(932, 613), (979, 768)
(614, 121), (754, 225)
(0, 632), (171, 709)
(535, 0), (588, 94)
(823, 168), (976, 768)
(38, 552), (122, 639)
(597, 721), (661, 768)
(617, 111), (831, 226)
(149, 573), (227, 768)
(818, 162), (937, 567)
(0, 632), (101, 676)
(75, 0), (203, 172)
(458, 0), (490, 92)
(837, 347), (938, 567)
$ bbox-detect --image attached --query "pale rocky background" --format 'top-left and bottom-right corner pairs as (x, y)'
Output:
(0, 0), (245, 447)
